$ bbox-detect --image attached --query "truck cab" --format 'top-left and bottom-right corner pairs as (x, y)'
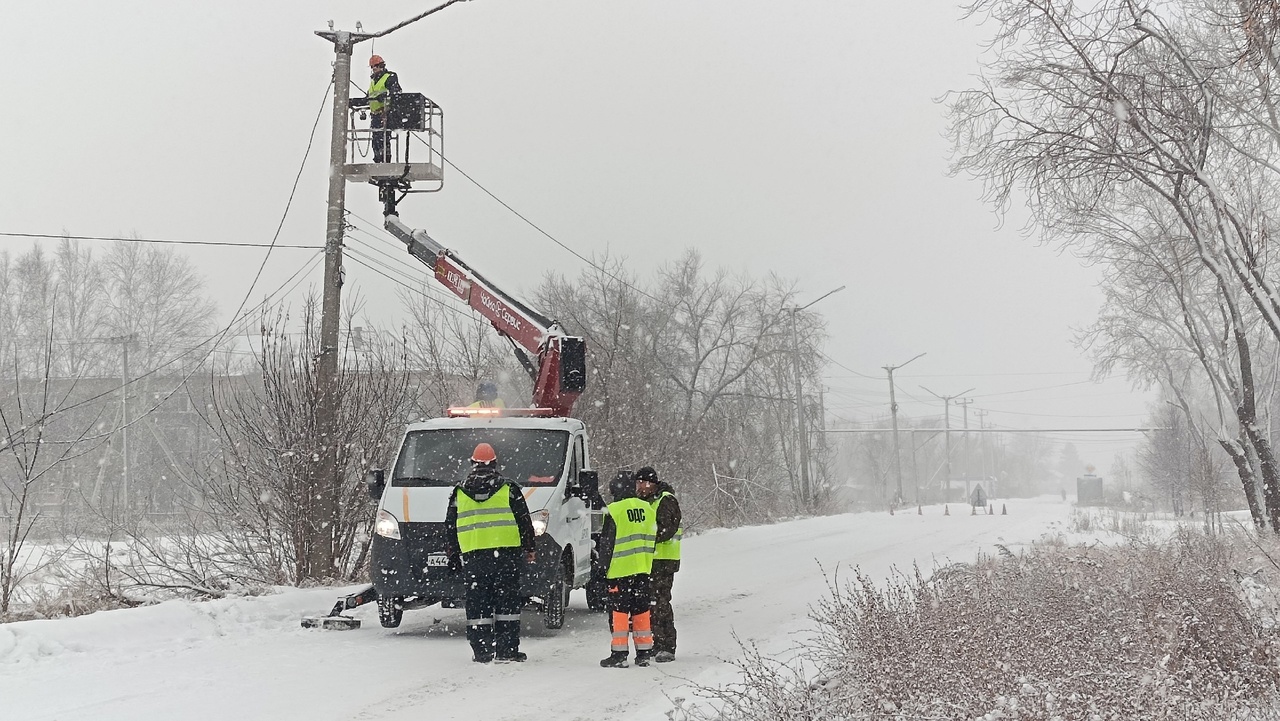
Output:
(367, 413), (605, 629)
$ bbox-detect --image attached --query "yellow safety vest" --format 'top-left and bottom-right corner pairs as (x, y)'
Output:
(606, 497), (656, 579)
(368, 72), (393, 114)
(653, 491), (682, 562)
(454, 485), (522, 554)
(467, 399), (507, 409)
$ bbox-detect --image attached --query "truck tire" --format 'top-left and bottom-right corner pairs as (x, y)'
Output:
(378, 596), (404, 628)
(543, 559), (572, 630)
(586, 576), (608, 612)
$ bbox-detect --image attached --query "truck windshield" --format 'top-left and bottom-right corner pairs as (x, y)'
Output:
(390, 428), (570, 488)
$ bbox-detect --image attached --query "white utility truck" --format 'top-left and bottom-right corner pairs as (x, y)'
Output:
(304, 216), (607, 630)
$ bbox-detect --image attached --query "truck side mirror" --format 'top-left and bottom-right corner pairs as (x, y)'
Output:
(366, 469), (386, 500)
(577, 470), (602, 509)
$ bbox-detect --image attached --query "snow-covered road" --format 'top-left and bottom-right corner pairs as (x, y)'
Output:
(1, 498), (1079, 721)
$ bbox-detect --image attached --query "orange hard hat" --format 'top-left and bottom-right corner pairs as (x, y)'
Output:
(369, 55), (385, 67)
(471, 443), (497, 464)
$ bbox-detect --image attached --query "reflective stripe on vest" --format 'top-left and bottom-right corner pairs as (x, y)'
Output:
(606, 497), (656, 579)
(368, 72), (393, 114)
(653, 491), (682, 561)
(455, 485), (521, 553)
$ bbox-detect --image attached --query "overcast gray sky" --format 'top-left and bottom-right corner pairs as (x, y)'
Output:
(0, 0), (1151, 470)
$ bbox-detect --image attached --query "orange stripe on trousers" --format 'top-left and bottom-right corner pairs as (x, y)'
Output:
(611, 611), (630, 651)
(632, 611), (654, 648)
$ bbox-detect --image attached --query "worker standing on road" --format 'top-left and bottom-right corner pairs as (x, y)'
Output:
(347, 55), (401, 163)
(596, 470), (658, 668)
(635, 466), (681, 663)
(445, 442), (537, 663)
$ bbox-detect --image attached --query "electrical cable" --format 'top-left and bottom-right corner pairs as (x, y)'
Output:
(1, 80), (333, 448)
(407, 135), (665, 306)
(969, 379), (1098, 398)
(342, 229), (475, 315)
(0, 232), (316, 249)
(343, 243), (475, 321)
(816, 350), (881, 380)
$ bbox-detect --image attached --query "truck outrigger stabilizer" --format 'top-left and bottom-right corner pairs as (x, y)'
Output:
(300, 585), (378, 630)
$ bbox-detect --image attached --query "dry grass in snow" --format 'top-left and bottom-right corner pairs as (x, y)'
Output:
(680, 528), (1280, 720)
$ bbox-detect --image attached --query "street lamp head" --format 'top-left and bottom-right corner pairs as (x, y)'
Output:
(796, 284), (847, 312)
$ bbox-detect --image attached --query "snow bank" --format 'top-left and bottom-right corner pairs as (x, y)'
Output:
(0, 585), (359, 666)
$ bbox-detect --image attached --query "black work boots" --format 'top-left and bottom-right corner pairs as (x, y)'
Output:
(601, 651), (656, 668)
(599, 651), (629, 668)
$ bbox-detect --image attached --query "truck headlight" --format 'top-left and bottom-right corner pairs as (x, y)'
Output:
(375, 509), (401, 540)
(531, 509), (549, 536)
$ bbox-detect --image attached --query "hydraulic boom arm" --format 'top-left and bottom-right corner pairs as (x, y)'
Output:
(384, 215), (586, 416)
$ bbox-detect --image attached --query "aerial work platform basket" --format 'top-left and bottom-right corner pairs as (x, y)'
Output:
(345, 92), (444, 190)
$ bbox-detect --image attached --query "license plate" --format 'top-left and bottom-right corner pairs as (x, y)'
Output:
(426, 553), (449, 568)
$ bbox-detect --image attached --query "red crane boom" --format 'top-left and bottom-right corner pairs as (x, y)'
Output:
(383, 215), (586, 416)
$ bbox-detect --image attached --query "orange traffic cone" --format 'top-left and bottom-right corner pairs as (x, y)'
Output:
(944, 505), (950, 516)
(1001, 503), (1007, 515)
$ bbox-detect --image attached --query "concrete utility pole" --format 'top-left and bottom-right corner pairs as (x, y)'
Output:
(883, 352), (925, 504)
(311, 0), (469, 577)
(956, 397), (973, 497)
(120, 338), (130, 521)
(309, 29), (355, 578)
(922, 386), (973, 500)
(977, 408), (990, 492)
(105, 333), (138, 523)
(788, 285), (844, 509)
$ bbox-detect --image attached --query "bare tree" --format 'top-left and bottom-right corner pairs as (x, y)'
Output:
(0, 295), (107, 616)
(536, 252), (822, 524)
(399, 281), (520, 416)
(202, 299), (408, 583)
(950, 0), (1280, 528)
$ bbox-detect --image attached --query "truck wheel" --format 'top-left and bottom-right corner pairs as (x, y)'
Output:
(543, 562), (571, 630)
(586, 576), (608, 612)
(377, 596), (404, 628)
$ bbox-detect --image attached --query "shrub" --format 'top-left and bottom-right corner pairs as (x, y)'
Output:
(680, 530), (1280, 720)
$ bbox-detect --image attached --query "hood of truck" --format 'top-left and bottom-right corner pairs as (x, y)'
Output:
(383, 484), (559, 524)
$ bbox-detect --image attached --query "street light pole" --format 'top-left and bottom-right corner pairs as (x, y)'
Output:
(883, 352), (925, 505)
(789, 285), (845, 508)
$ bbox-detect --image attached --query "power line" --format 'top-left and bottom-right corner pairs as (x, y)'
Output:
(969, 379), (1098, 398)
(410, 136), (665, 306)
(817, 350), (880, 379)
(0, 232), (317, 250)
(1, 80), (333, 449)
(342, 233), (477, 319)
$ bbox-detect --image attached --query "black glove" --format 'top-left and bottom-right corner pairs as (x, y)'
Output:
(448, 556), (462, 575)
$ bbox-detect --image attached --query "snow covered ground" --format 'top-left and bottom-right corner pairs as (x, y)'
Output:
(2, 497), (1086, 721)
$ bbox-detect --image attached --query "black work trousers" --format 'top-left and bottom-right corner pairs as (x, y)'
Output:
(462, 547), (523, 659)
(605, 574), (653, 655)
(371, 112), (389, 163)
(651, 562), (678, 654)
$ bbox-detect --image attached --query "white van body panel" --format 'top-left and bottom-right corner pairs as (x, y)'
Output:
(379, 415), (597, 585)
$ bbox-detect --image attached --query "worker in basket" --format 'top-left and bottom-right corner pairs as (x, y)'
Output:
(445, 442), (537, 663)
(347, 55), (401, 163)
